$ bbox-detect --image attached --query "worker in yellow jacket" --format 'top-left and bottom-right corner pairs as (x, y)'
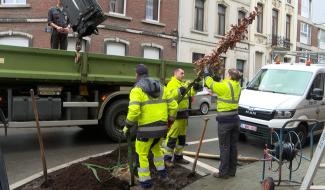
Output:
(163, 68), (201, 165)
(123, 64), (178, 190)
(203, 67), (242, 179)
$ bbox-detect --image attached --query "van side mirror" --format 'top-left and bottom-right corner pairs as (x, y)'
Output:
(311, 88), (323, 100)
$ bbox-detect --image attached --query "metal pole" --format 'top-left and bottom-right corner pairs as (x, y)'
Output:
(30, 89), (48, 183)
(0, 146), (9, 190)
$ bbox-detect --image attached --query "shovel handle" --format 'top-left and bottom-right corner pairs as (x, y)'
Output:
(30, 89), (48, 183)
(192, 118), (209, 173)
(127, 133), (134, 186)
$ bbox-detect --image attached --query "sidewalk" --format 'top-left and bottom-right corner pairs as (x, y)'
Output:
(182, 157), (325, 190)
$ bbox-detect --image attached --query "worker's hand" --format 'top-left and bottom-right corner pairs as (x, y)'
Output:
(63, 27), (70, 33)
(179, 87), (187, 96)
(56, 26), (63, 32)
(122, 126), (129, 136)
(167, 118), (175, 129)
(193, 82), (203, 91)
(203, 66), (212, 78)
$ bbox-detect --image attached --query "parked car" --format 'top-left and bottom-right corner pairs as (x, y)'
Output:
(190, 87), (216, 115)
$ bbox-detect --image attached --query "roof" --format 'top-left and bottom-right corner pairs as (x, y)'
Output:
(262, 63), (325, 73)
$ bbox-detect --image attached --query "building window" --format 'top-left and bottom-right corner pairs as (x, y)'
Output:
(194, 0), (205, 31)
(238, 10), (246, 25)
(192, 52), (205, 62)
(143, 47), (160, 60)
(146, 0), (160, 22)
(272, 9), (278, 46)
(286, 15), (291, 41)
(106, 42), (126, 56)
(255, 52), (263, 73)
(0, 0), (26, 4)
(300, 22), (311, 45)
(109, 0), (126, 15)
(217, 5), (226, 36)
(301, 0), (311, 18)
(256, 3), (263, 33)
(0, 36), (29, 47)
(236, 60), (245, 86)
(67, 38), (87, 52)
(319, 30), (325, 49)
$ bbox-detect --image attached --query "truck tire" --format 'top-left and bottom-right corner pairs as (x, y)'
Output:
(200, 103), (209, 115)
(103, 99), (129, 142)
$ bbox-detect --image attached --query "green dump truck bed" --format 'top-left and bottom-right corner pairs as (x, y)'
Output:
(0, 45), (195, 84)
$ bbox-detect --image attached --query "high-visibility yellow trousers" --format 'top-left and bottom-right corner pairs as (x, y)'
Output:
(136, 138), (166, 187)
(163, 119), (187, 160)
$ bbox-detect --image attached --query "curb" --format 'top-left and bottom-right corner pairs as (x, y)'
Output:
(9, 150), (113, 190)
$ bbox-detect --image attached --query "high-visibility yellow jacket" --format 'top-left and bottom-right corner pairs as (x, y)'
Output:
(167, 76), (195, 119)
(126, 79), (178, 138)
(205, 76), (241, 112)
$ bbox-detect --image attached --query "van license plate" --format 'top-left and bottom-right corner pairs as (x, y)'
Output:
(240, 124), (257, 132)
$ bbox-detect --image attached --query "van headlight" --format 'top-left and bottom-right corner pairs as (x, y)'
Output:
(274, 110), (295, 119)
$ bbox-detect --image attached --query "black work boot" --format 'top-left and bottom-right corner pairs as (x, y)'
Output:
(175, 155), (190, 165)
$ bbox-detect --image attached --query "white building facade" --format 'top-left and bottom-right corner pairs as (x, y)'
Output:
(177, 0), (298, 82)
(249, 0), (298, 79)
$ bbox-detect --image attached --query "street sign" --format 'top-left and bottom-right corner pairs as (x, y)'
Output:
(0, 146), (9, 190)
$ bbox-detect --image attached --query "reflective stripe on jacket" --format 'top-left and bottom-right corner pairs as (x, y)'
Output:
(126, 84), (178, 138)
(205, 76), (241, 112)
(167, 77), (194, 119)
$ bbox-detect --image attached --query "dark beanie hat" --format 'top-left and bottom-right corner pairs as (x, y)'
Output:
(136, 64), (148, 75)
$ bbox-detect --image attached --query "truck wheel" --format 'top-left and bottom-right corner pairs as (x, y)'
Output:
(263, 177), (274, 190)
(103, 99), (129, 142)
(200, 103), (209, 115)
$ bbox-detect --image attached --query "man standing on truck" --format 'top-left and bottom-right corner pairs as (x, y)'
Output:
(163, 68), (201, 166)
(203, 68), (242, 179)
(123, 64), (178, 190)
(48, 0), (70, 50)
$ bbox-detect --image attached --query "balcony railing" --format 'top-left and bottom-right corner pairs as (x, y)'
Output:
(269, 35), (291, 49)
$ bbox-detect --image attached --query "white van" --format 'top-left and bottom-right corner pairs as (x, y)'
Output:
(239, 63), (325, 145)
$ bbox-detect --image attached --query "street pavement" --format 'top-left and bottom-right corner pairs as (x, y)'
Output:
(0, 111), (324, 189)
(184, 113), (325, 190)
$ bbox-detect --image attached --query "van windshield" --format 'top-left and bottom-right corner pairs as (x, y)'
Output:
(247, 69), (313, 96)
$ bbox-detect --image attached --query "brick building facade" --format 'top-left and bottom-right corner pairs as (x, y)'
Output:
(0, 0), (178, 60)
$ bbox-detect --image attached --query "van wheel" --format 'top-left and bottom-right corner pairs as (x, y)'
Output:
(263, 177), (275, 190)
(295, 124), (307, 147)
(200, 103), (209, 115)
(103, 99), (129, 142)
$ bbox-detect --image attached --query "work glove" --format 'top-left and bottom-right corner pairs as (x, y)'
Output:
(122, 126), (129, 136)
(193, 82), (203, 91)
(202, 66), (212, 78)
(179, 87), (187, 96)
(167, 118), (175, 129)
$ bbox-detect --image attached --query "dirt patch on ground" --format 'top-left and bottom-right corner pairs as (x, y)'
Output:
(17, 145), (201, 190)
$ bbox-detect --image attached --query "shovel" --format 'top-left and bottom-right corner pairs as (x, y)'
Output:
(30, 89), (49, 186)
(189, 118), (209, 177)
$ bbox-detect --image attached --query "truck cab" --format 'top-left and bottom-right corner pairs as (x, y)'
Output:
(239, 63), (325, 145)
